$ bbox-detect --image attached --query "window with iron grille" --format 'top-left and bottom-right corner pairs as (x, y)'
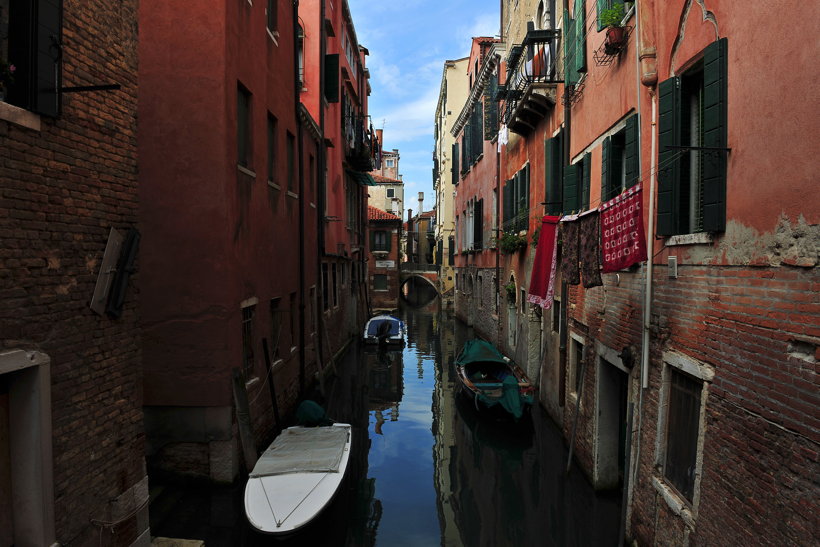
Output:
(267, 0), (278, 33)
(373, 274), (388, 291)
(238, 84), (252, 168)
(267, 113), (278, 183)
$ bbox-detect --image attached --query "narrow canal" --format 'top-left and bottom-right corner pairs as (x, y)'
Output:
(150, 302), (621, 546)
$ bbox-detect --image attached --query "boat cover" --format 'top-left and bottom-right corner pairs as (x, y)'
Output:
(366, 316), (402, 336)
(477, 375), (527, 419)
(249, 426), (349, 477)
(456, 339), (508, 366)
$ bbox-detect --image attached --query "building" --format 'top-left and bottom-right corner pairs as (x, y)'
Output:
(1, 0), (148, 544)
(369, 174), (404, 217)
(433, 57), (470, 308)
(367, 206), (402, 312)
(447, 0), (818, 544)
(371, 128), (401, 180)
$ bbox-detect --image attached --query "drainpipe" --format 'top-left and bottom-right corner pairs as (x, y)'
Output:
(295, 0), (306, 395)
(558, 0), (571, 406)
(495, 117), (501, 343)
(315, 0), (328, 372)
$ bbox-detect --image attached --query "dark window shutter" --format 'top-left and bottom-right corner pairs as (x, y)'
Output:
(657, 76), (681, 236)
(574, 0), (587, 75)
(451, 142), (459, 184)
(596, 0), (608, 31)
(324, 54), (339, 103)
(474, 199), (483, 249)
(503, 179), (513, 227)
(385, 230), (391, 252)
(484, 73), (498, 140)
(461, 128), (469, 172)
(581, 153), (591, 210)
(35, 0), (62, 116)
(562, 163), (578, 214)
(701, 38), (728, 233)
(546, 134), (563, 215)
(564, 13), (578, 86)
(602, 136), (612, 202)
(624, 114), (639, 188)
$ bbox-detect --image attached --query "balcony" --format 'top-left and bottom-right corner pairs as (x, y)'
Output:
(343, 114), (375, 172)
(502, 29), (561, 135)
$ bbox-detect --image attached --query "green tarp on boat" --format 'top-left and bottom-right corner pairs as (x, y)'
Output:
(456, 338), (508, 366)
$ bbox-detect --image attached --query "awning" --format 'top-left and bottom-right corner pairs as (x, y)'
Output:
(346, 170), (377, 186)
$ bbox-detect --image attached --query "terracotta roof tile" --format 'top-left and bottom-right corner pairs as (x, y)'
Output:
(368, 205), (401, 221)
(371, 174), (403, 184)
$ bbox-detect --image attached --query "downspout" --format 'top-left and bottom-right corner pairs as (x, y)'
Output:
(315, 0), (328, 372)
(295, 0), (306, 396)
(558, 0), (571, 405)
(495, 107), (501, 347)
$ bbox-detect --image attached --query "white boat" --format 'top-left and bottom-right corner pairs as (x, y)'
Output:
(363, 314), (406, 345)
(244, 423), (352, 535)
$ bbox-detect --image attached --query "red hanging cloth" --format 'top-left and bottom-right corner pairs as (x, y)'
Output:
(527, 216), (561, 308)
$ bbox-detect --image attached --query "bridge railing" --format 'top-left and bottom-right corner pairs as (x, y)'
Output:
(400, 262), (440, 273)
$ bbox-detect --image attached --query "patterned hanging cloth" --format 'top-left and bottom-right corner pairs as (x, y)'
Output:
(527, 216), (561, 308)
(560, 215), (581, 285)
(600, 182), (648, 273)
(579, 209), (603, 288)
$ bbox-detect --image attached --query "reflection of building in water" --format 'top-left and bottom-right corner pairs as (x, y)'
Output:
(431, 309), (460, 546)
(367, 349), (403, 435)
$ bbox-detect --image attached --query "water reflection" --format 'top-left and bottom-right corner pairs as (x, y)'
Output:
(149, 301), (621, 546)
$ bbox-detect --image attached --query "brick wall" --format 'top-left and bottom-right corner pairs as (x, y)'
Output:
(0, 0), (146, 545)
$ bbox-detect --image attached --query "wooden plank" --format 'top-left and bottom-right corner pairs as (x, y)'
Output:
(232, 368), (257, 473)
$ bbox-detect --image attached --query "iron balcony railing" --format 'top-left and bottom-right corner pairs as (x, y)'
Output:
(502, 209), (529, 234)
(343, 114), (374, 171)
(502, 29), (562, 129)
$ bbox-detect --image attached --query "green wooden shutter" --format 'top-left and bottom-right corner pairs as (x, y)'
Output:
(547, 133), (564, 214)
(503, 179), (513, 227)
(523, 165), (531, 231)
(657, 76), (681, 236)
(35, 0), (62, 116)
(564, 12), (578, 86)
(596, 0), (608, 31)
(624, 114), (639, 188)
(701, 38), (728, 233)
(601, 136), (612, 202)
(581, 153), (591, 210)
(574, 0), (587, 75)
(385, 230), (391, 252)
(324, 54), (340, 103)
(484, 73), (499, 140)
(451, 142), (459, 184)
(562, 163), (578, 214)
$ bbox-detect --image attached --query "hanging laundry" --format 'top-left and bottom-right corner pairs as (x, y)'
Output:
(579, 209), (603, 288)
(560, 215), (581, 285)
(600, 182), (648, 273)
(527, 216), (561, 308)
(497, 124), (509, 152)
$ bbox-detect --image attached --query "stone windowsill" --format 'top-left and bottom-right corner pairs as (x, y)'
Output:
(651, 476), (696, 529)
(0, 101), (41, 131)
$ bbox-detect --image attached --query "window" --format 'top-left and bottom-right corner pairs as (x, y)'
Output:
(563, 153), (591, 213)
(2, 0), (62, 116)
(331, 263), (338, 307)
(289, 293), (297, 349)
(386, 188), (394, 197)
(596, 1), (633, 31)
(321, 263), (329, 311)
(570, 336), (584, 395)
(663, 368), (703, 502)
(241, 303), (256, 378)
(267, 114), (277, 183)
(552, 296), (561, 333)
(451, 143), (459, 185)
(545, 129), (564, 215)
(267, 0), (278, 33)
(269, 298), (282, 359)
(658, 39), (728, 236)
(473, 198), (484, 249)
(602, 114), (639, 202)
(372, 230), (390, 252)
(297, 25), (304, 87)
(564, 0), (587, 86)
(324, 53), (339, 103)
(237, 84), (252, 168)
(386, 159), (395, 168)
(448, 235), (455, 265)
(520, 288), (527, 314)
(373, 274), (388, 291)
(286, 131), (295, 191)
(503, 164), (530, 233)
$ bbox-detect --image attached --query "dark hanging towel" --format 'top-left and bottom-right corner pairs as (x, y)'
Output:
(579, 209), (603, 288)
(560, 216), (581, 285)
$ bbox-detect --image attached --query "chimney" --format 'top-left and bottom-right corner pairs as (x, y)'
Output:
(418, 192), (424, 215)
(376, 129), (383, 145)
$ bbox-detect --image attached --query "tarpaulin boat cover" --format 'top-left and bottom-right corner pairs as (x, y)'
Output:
(366, 316), (402, 336)
(456, 339), (508, 366)
(249, 426), (349, 477)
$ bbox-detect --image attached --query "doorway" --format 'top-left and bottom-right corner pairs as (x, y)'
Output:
(595, 357), (629, 489)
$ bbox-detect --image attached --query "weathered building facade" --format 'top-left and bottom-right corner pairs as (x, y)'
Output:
(367, 206), (402, 312)
(1, 0), (148, 544)
(433, 57), (469, 307)
(445, 0), (818, 544)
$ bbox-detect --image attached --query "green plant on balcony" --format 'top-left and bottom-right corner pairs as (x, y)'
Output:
(530, 225), (541, 248)
(498, 231), (528, 254)
(600, 3), (627, 54)
(504, 281), (517, 302)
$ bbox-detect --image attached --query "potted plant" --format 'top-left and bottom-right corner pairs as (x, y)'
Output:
(600, 3), (626, 54)
(498, 231), (528, 254)
(504, 281), (517, 303)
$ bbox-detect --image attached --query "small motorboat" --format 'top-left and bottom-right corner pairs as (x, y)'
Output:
(363, 314), (406, 345)
(455, 338), (535, 420)
(244, 423), (352, 535)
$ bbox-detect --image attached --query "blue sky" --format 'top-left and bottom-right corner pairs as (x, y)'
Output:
(348, 0), (500, 215)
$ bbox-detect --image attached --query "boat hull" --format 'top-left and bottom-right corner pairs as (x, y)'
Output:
(244, 424), (352, 535)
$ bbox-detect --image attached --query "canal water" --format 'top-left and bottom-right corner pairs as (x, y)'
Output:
(149, 302), (621, 546)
